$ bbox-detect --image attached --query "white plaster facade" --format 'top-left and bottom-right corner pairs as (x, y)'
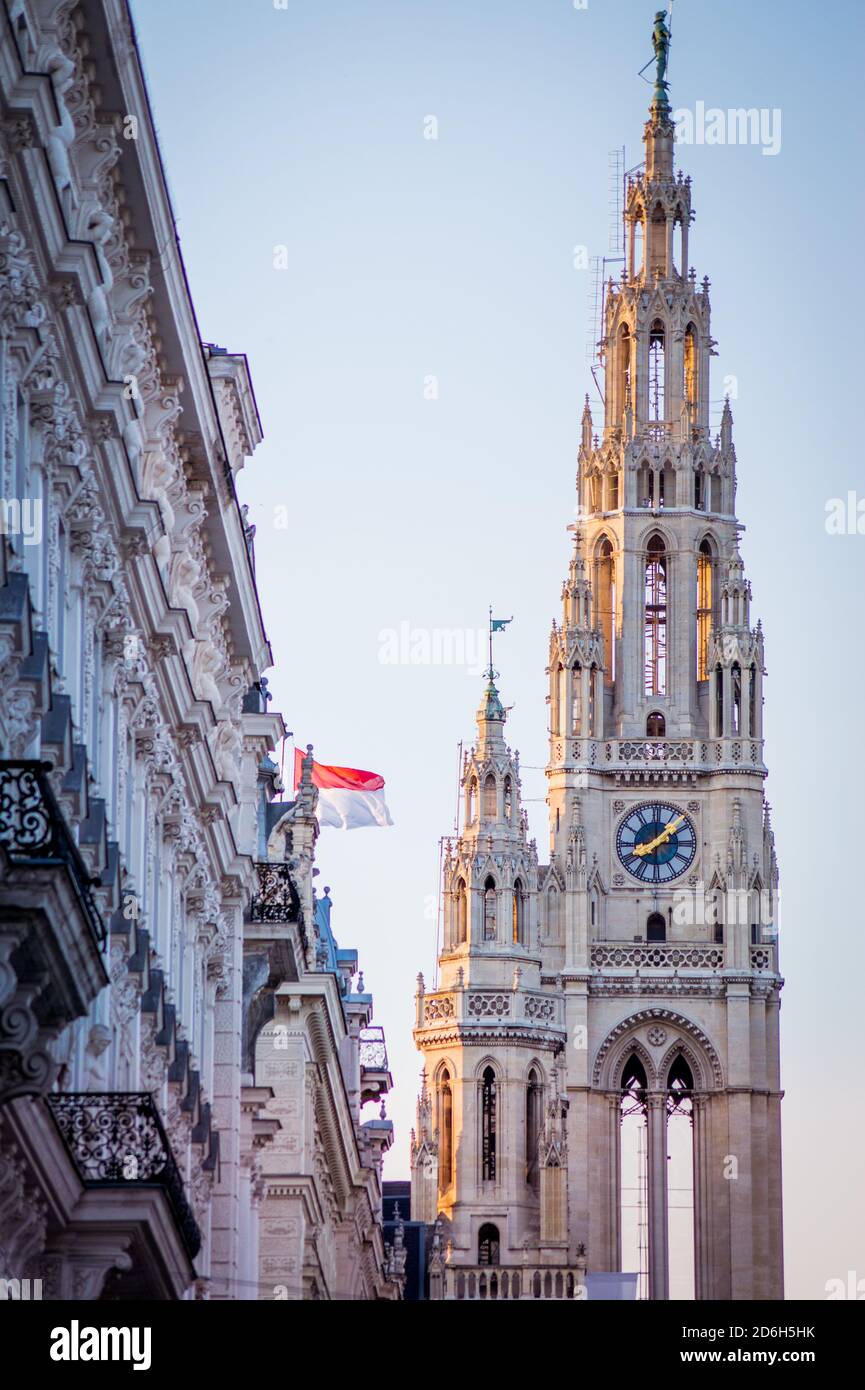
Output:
(0, 0), (398, 1302)
(412, 86), (783, 1303)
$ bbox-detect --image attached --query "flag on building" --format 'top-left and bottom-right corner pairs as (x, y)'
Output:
(293, 748), (394, 830)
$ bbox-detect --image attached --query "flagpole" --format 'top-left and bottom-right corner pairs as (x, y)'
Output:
(488, 604), (493, 678)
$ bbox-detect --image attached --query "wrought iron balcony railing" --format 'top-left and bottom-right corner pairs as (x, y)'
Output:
(359, 1025), (388, 1072)
(249, 861), (307, 953)
(47, 1092), (201, 1261)
(0, 760), (105, 946)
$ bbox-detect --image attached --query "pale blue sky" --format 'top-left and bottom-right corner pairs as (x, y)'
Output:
(131, 0), (864, 1299)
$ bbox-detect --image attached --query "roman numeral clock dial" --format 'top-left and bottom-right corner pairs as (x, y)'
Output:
(616, 802), (697, 883)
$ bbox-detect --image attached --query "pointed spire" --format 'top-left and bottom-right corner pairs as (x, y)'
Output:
(580, 394), (593, 452)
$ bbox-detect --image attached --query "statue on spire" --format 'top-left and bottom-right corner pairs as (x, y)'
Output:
(652, 8), (671, 105)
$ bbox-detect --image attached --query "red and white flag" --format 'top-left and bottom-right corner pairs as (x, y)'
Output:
(294, 749), (393, 830)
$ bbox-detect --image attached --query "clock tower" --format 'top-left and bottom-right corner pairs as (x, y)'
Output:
(411, 19), (783, 1302)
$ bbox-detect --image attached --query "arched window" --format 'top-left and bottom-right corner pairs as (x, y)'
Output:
(526, 1068), (542, 1188)
(571, 665), (582, 735)
(649, 204), (666, 276)
(648, 319), (666, 422)
(596, 539), (616, 682)
(696, 540), (713, 682)
(647, 911), (666, 943)
(644, 536), (667, 696)
(483, 877), (497, 941)
(456, 877), (467, 945)
(621, 1053), (648, 1109)
(512, 879), (525, 945)
(666, 1054), (694, 1115)
(749, 662), (757, 735)
(504, 775), (513, 822)
(715, 666), (723, 734)
(468, 777), (477, 823)
(483, 773), (497, 820)
(478, 1222), (500, 1266)
(646, 711), (665, 737)
(480, 1068), (497, 1181)
(438, 1068), (453, 1189)
(731, 662), (742, 734)
(684, 323), (698, 417)
(619, 323), (631, 417)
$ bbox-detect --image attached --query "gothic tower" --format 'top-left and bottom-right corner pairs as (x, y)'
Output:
(412, 20), (782, 1302)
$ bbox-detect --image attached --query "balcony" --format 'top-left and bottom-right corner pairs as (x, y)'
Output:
(47, 1092), (201, 1261)
(359, 1025), (392, 1105)
(248, 861), (307, 954)
(417, 988), (565, 1035)
(0, 760), (104, 947)
(442, 1265), (586, 1301)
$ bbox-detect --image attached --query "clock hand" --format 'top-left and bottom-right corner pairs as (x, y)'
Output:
(632, 815), (686, 858)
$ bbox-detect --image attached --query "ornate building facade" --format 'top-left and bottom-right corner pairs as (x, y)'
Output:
(0, 0), (397, 1301)
(411, 38), (783, 1303)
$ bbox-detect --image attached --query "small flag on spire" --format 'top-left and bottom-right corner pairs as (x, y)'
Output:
(491, 616), (513, 633)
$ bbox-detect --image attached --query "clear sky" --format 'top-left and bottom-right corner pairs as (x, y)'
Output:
(130, 0), (864, 1300)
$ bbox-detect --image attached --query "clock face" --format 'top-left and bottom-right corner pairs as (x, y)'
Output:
(616, 802), (697, 883)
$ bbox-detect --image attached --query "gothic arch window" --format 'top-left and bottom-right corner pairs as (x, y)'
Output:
(633, 216), (644, 277)
(646, 711), (665, 737)
(478, 1222), (500, 1266)
(715, 665), (723, 734)
(684, 323), (698, 416)
(697, 539), (714, 682)
(504, 775), (513, 822)
(666, 1054), (694, 1113)
(483, 773), (497, 820)
(571, 664), (582, 735)
(595, 538), (616, 682)
(456, 877), (468, 945)
(647, 911), (666, 943)
(608, 470), (620, 510)
(483, 877), (497, 942)
(648, 319), (666, 422)
(649, 204), (666, 276)
(438, 1067), (454, 1189)
(621, 1052), (648, 1110)
(468, 777), (478, 824)
(749, 662), (757, 736)
(731, 662), (742, 734)
(480, 1067), (497, 1181)
(638, 461), (652, 508)
(526, 1068), (542, 1188)
(589, 663), (597, 732)
(551, 662), (563, 735)
(618, 322), (631, 417)
(512, 879), (525, 945)
(644, 535), (667, 696)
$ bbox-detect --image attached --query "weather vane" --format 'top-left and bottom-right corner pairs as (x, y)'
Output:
(487, 607), (513, 681)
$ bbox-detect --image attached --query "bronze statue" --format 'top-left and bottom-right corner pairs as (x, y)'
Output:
(652, 9), (671, 96)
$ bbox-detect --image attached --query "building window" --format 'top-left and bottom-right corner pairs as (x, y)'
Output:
(478, 1222), (500, 1266)
(468, 777), (477, 823)
(480, 1067), (497, 1181)
(512, 879), (525, 945)
(483, 878), (497, 941)
(697, 540), (713, 681)
(596, 539), (616, 682)
(647, 911), (666, 943)
(571, 665), (582, 735)
(749, 662), (757, 735)
(684, 323), (698, 417)
(644, 536), (667, 696)
(483, 773), (496, 820)
(649, 319), (666, 422)
(547, 888), (559, 942)
(504, 775), (513, 822)
(439, 1069), (454, 1189)
(731, 662), (742, 734)
(526, 1069), (542, 1188)
(715, 666), (723, 733)
(646, 711), (665, 737)
(456, 877), (467, 944)
(619, 323), (631, 417)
